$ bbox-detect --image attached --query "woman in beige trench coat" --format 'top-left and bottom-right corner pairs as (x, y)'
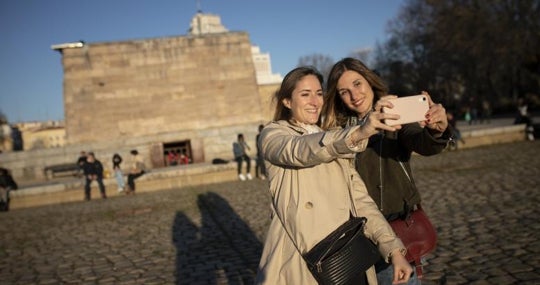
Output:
(255, 66), (412, 284)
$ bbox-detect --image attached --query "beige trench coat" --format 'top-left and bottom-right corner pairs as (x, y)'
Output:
(255, 121), (405, 285)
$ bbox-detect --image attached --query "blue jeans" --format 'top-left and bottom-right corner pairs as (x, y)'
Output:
(127, 171), (144, 192)
(235, 155), (251, 174)
(115, 169), (125, 189)
(84, 177), (106, 200)
(376, 263), (421, 285)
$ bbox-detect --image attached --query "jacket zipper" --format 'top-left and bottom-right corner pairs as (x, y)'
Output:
(398, 160), (412, 183)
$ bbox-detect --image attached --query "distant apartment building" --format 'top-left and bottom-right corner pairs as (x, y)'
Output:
(1, 120), (62, 152)
(188, 12), (229, 35)
(12, 121), (65, 150)
(20, 124), (65, 150)
(251, 46), (283, 85)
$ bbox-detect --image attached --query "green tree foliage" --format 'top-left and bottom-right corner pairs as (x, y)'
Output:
(373, 0), (540, 114)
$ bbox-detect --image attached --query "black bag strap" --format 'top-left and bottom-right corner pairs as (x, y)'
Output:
(270, 201), (367, 272)
(270, 200), (304, 255)
(270, 183), (357, 259)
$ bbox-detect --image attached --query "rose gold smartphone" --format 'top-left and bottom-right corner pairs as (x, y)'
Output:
(382, 94), (429, 126)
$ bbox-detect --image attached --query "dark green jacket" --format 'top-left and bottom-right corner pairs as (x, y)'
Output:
(354, 123), (451, 218)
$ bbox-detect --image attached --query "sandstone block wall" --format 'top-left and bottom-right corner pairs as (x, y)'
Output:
(0, 32), (281, 181)
(258, 83), (279, 120)
(0, 122), (266, 181)
(62, 32), (264, 157)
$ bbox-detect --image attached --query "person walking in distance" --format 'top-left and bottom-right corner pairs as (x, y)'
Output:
(0, 167), (18, 211)
(515, 97), (535, 141)
(83, 152), (107, 200)
(255, 124), (267, 180)
(232, 133), (252, 181)
(447, 111), (465, 150)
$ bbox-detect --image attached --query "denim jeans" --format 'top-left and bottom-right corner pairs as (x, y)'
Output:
(376, 262), (421, 285)
(115, 169), (125, 189)
(127, 171), (144, 192)
(235, 154), (251, 174)
(84, 177), (106, 200)
(255, 154), (267, 178)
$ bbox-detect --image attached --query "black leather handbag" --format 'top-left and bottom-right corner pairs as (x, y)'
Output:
(302, 216), (380, 285)
(272, 195), (380, 285)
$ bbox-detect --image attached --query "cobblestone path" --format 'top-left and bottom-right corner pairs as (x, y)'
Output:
(1, 141), (539, 284)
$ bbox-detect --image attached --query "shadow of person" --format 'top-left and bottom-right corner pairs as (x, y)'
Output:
(172, 191), (263, 284)
(172, 211), (202, 285)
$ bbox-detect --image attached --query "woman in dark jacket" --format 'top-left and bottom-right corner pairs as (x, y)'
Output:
(321, 58), (452, 285)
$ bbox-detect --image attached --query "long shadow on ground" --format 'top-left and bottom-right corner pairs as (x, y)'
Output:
(172, 192), (263, 284)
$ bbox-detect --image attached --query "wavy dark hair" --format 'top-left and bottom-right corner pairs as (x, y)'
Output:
(321, 58), (388, 129)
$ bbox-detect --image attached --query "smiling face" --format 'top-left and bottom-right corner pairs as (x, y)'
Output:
(282, 74), (323, 125)
(336, 70), (374, 117)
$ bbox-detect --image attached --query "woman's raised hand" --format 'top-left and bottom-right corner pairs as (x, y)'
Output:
(349, 95), (402, 145)
(419, 91), (448, 134)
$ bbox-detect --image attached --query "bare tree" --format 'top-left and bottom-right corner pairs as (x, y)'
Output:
(373, 0), (540, 113)
(0, 110), (8, 150)
(298, 54), (334, 82)
(348, 47), (373, 66)
(0, 110), (7, 124)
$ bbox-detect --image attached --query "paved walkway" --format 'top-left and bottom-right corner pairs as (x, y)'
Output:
(1, 140), (539, 284)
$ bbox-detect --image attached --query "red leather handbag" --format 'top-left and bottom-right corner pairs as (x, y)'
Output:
(371, 135), (438, 278)
(389, 205), (437, 278)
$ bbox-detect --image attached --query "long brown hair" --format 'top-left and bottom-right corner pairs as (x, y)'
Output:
(321, 58), (388, 129)
(272, 66), (324, 122)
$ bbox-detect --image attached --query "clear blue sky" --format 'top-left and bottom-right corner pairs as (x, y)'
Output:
(0, 0), (404, 123)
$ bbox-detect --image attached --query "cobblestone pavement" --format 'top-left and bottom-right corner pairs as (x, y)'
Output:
(1, 141), (539, 285)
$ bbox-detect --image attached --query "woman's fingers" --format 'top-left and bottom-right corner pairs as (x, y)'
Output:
(373, 107), (401, 127)
(374, 95), (398, 112)
(367, 111), (401, 132)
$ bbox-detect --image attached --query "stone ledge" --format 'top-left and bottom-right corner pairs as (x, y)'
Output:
(9, 124), (526, 210)
(464, 124), (525, 137)
(10, 161), (241, 209)
(454, 124), (525, 150)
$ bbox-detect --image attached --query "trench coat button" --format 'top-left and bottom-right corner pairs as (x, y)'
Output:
(305, 202), (313, 209)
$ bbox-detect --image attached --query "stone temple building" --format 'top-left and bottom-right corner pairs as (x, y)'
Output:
(58, 12), (280, 165)
(1, 12), (282, 180)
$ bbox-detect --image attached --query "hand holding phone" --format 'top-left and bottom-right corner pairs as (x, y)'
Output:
(382, 95), (429, 126)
